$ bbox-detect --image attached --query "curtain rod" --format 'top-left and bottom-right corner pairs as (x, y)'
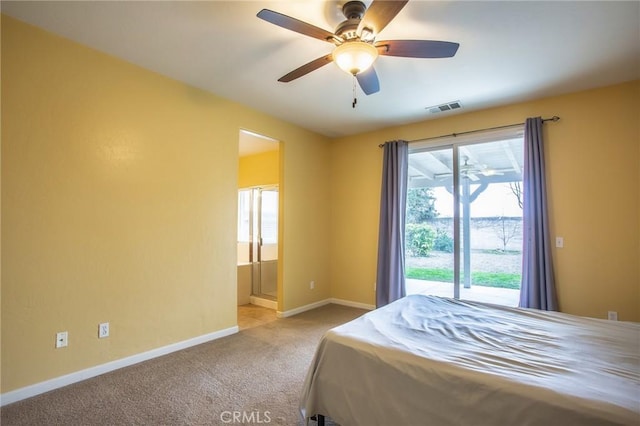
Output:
(378, 116), (560, 148)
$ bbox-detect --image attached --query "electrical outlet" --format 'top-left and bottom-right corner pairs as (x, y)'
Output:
(555, 237), (564, 248)
(310, 281), (315, 290)
(607, 311), (618, 321)
(56, 331), (68, 348)
(99, 322), (110, 338)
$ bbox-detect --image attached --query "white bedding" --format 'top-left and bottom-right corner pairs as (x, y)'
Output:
(300, 295), (640, 425)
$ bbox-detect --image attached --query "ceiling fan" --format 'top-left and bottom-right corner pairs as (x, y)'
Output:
(434, 158), (504, 182)
(257, 0), (459, 96)
(459, 158), (484, 181)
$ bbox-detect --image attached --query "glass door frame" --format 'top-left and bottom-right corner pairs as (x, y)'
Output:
(408, 143), (462, 298)
(408, 125), (524, 302)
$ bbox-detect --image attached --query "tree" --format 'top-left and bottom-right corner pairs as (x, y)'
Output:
(406, 187), (438, 223)
(509, 181), (523, 209)
(495, 216), (520, 251)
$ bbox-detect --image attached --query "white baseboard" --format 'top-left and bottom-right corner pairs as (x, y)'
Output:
(329, 298), (375, 311)
(1, 298), (373, 406)
(277, 299), (331, 318)
(276, 298), (375, 318)
(0, 326), (238, 407)
(249, 295), (277, 310)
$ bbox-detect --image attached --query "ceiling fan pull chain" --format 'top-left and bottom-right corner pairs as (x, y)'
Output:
(352, 75), (358, 108)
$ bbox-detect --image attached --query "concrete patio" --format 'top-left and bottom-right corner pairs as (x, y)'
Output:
(406, 278), (520, 306)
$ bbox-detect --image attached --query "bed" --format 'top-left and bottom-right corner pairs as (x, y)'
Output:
(300, 295), (640, 425)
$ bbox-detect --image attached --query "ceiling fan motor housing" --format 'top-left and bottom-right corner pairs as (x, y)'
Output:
(336, 1), (367, 41)
(342, 1), (366, 19)
(335, 19), (360, 41)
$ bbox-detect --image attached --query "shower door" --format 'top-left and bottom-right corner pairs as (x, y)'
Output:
(255, 187), (278, 299)
(238, 187), (278, 300)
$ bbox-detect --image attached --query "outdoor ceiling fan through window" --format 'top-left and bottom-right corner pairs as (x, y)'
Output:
(257, 0), (459, 107)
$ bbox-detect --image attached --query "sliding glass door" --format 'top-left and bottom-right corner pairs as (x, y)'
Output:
(405, 129), (524, 306)
(405, 147), (456, 298)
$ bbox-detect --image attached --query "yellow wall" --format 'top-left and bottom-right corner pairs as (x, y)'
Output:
(3, 11), (638, 397)
(238, 149), (279, 188)
(330, 80), (640, 322)
(1, 16), (331, 393)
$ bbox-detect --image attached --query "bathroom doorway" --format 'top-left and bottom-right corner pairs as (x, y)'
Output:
(237, 130), (280, 308)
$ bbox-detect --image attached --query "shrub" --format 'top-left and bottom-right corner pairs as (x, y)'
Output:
(434, 229), (454, 253)
(405, 223), (436, 257)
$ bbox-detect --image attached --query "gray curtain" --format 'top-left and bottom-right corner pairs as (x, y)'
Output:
(519, 117), (558, 310)
(376, 140), (409, 308)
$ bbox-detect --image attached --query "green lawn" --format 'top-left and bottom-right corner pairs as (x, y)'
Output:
(405, 267), (521, 289)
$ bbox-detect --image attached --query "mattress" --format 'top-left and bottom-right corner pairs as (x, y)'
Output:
(300, 295), (640, 425)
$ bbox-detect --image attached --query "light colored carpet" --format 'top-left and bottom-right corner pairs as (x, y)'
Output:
(1, 304), (365, 425)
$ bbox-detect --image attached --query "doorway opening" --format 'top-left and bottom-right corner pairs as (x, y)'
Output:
(237, 130), (280, 310)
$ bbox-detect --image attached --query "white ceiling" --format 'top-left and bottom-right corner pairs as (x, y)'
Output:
(2, 1), (639, 139)
(239, 129), (279, 157)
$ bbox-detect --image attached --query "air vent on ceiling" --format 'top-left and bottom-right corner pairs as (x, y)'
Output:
(426, 100), (462, 114)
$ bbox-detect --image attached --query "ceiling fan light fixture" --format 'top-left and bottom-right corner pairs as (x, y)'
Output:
(333, 41), (379, 75)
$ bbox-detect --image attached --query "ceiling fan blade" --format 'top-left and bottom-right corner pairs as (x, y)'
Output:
(357, 0), (409, 37)
(278, 54), (334, 83)
(376, 40), (460, 58)
(257, 9), (335, 43)
(356, 66), (380, 95)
